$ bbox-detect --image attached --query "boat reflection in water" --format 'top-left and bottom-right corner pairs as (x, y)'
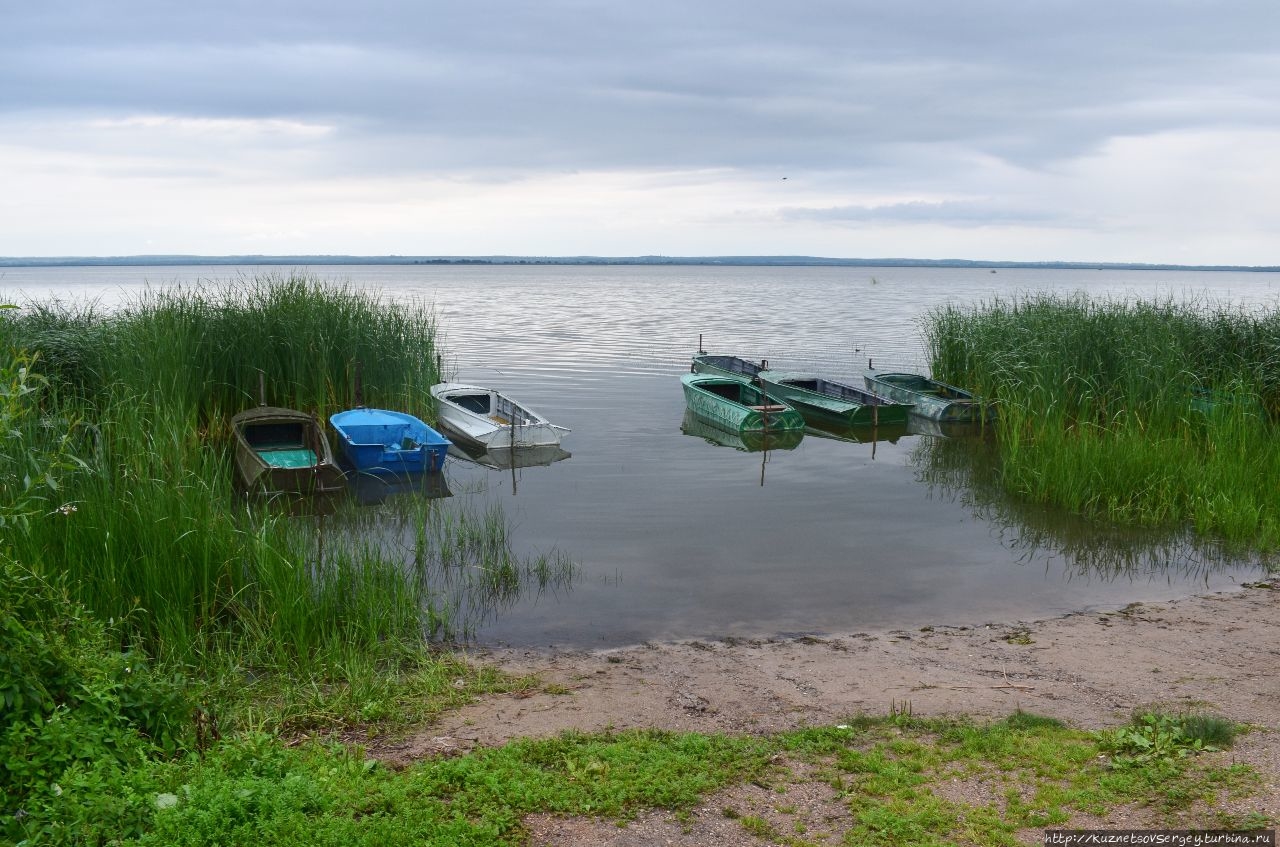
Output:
(348, 469), (452, 506)
(906, 417), (993, 440)
(804, 419), (909, 445)
(680, 410), (803, 487)
(448, 440), (573, 470)
(680, 410), (804, 453)
(447, 440), (572, 495)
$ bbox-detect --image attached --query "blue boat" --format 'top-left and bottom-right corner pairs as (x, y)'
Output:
(329, 408), (451, 473)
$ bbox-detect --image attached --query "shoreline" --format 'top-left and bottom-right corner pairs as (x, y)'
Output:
(374, 575), (1280, 845)
(378, 577), (1280, 763)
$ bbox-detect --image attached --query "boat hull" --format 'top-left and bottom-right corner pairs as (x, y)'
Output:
(759, 371), (910, 426)
(231, 406), (346, 495)
(329, 408), (451, 473)
(863, 371), (995, 422)
(430, 382), (566, 449)
(680, 373), (805, 434)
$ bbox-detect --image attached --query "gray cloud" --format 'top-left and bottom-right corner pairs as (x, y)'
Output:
(4, 0), (1280, 261)
(6, 0), (1279, 176)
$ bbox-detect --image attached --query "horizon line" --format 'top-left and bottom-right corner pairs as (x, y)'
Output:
(1, 254), (1278, 272)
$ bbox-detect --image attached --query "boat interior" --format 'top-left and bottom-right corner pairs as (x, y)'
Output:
(700, 379), (784, 411)
(882, 373), (971, 400)
(243, 421), (319, 468)
(449, 392), (492, 414)
(445, 391), (537, 426)
(493, 395), (535, 426)
(340, 422), (421, 450)
(785, 377), (883, 404)
(926, 384), (973, 400)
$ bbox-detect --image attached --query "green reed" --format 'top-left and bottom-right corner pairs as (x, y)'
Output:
(0, 274), (534, 671)
(923, 294), (1280, 553)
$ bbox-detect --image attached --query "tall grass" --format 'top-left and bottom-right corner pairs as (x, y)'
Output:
(0, 274), (566, 672)
(4, 273), (440, 422)
(923, 294), (1280, 554)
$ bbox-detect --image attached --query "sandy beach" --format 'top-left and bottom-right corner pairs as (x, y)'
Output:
(374, 578), (1280, 844)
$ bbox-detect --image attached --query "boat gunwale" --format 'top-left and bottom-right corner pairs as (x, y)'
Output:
(690, 354), (765, 379)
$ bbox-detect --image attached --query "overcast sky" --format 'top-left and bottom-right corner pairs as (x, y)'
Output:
(3, 1), (1278, 263)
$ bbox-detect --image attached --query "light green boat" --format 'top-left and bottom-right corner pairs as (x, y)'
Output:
(863, 370), (995, 423)
(758, 371), (910, 427)
(680, 373), (805, 435)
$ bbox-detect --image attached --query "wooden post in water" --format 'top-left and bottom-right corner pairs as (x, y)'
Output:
(257, 370), (266, 407)
(756, 373), (768, 431)
(759, 360), (770, 486)
(868, 359), (878, 460)
(759, 371), (768, 488)
(509, 399), (518, 494)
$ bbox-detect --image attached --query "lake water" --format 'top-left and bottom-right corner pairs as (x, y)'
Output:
(5, 263), (1278, 648)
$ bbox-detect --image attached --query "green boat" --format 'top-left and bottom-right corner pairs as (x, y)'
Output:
(758, 371), (910, 427)
(863, 370), (995, 422)
(231, 405), (347, 495)
(680, 372), (805, 434)
(690, 353), (765, 380)
(680, 410), (804, 452)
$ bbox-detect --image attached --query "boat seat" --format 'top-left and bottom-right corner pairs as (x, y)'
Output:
(748, 405), (788, 412)
(258, 448), (319, 469)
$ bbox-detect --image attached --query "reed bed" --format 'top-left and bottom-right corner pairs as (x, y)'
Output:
(923, 294), (1280, 554)
(4, 273), (441, 423)
(0, 274), (565, 673)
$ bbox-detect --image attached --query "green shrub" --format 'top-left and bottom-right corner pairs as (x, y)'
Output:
(0, 561), (191, 841)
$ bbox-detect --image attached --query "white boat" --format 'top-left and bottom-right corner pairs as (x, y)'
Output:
(429, 382), (568, 449)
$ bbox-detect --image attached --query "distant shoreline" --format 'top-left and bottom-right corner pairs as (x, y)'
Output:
(2, 255), (1278, 272)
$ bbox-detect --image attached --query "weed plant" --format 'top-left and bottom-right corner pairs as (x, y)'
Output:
(924, 294), (1280, 553)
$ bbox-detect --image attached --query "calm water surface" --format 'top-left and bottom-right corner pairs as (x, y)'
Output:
(6, 264), (1279, 647)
